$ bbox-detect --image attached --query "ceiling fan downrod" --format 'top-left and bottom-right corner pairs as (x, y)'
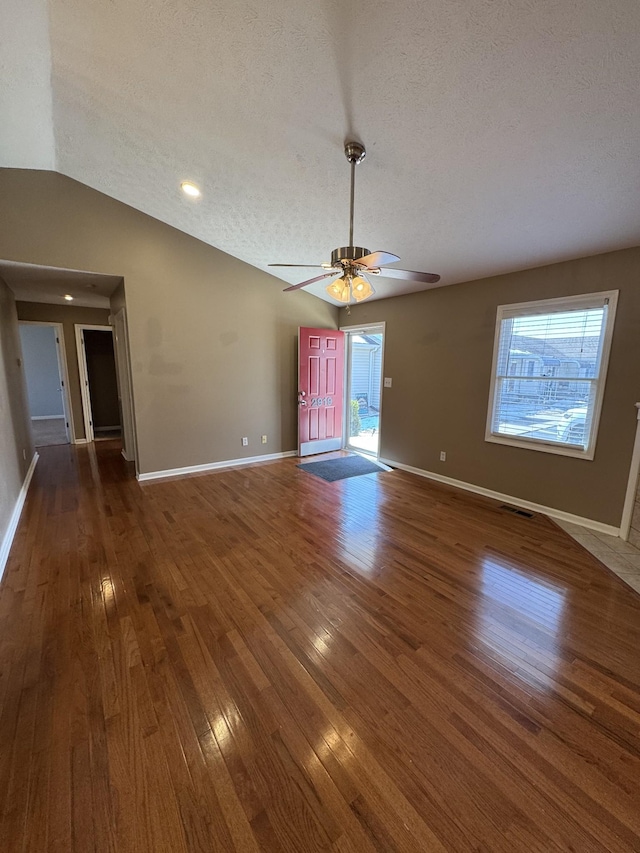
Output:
(330, 141), (370, 269)
(345, 141), (365, 248)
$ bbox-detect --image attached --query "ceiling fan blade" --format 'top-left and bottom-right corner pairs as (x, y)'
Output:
(357, 251), (400, 269)
(269, 264), (327, 268)
(283, 271), (340, 292)
(377, 267), (440, 284)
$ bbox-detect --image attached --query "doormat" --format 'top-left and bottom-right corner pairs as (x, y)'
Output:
(297, 455), (387, 482)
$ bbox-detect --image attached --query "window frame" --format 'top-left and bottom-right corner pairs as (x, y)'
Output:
(485, 290), (618, 460)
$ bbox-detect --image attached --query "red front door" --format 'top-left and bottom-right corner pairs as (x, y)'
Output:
(298, 327), (345, 457)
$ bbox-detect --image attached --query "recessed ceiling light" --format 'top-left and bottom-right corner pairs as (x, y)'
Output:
(64, 294), (74, 301)
(180, 181), (201, 198)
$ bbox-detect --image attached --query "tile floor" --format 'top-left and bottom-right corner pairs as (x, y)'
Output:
(556, 519), (640, 594)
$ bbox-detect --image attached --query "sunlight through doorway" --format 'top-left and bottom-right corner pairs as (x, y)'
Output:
(343, 324), (385, 458)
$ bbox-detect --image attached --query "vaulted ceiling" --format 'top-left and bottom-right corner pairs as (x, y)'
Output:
(3, 0), (640, 303)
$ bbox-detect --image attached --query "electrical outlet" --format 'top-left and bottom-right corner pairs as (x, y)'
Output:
(261, 435), (267, 444)
(242, 437), (249, 447)
(440, 451), (446, 462)
(383, 377), (392, 388)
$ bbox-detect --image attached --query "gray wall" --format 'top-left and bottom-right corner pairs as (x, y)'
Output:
(344, 247), (640, 527)
(0, 278), (34, 567)
(0, 169), (339, 475)
(19, 323), (64, 417)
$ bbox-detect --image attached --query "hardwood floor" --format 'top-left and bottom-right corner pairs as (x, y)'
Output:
(1, 441), (639, 852)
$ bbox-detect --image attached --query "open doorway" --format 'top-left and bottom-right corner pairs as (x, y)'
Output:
(18, 321), (73, 447)
(75, 324), (122, 442)
(342, 323), (385, 458)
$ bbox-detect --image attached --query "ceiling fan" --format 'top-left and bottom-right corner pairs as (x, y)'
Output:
(270, 141), (440, 304)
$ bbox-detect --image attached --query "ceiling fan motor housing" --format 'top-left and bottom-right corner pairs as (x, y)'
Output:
(331, 246), (371, 267)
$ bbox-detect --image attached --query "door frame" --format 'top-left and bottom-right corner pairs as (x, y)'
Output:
(619, 402), (640, 540)
(75, 323), (116, 444)
(340, 322), (386, 459)
(111, 308), (138, 466)
(19, 320), (75, 443)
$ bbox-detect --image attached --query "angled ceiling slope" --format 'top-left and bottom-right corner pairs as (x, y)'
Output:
(3, 0), (640, 303)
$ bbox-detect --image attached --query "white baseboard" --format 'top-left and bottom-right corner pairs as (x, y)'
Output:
(31, 415), (64, 421)
(0, 453), (39, 579)
(121, 449), (133, 462)
(137, 450), (297, 483)
(74, 438), (88, 445)
(380, 458), (620, 537)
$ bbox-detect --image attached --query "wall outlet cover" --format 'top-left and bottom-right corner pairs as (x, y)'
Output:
(384, 377), (392, 388)
(242, 437), (249, 446)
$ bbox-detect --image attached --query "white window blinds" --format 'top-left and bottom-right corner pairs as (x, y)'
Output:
(486, 292), (618, 458)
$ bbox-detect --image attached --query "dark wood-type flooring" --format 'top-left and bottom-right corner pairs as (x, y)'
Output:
(1, 441), (639, 851)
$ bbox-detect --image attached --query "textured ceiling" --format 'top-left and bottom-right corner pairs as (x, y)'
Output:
(0, 0), (54, 169)
(5, 0), (640, 303)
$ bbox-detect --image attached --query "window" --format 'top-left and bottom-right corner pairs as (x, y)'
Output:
(486, 291), (618, 459)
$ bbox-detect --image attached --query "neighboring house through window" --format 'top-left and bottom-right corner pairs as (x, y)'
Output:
(486, 291), (618, 459)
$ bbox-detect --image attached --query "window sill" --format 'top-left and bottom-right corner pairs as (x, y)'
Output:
(485, 432), (595, 461)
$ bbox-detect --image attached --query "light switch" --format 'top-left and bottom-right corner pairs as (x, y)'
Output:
(384, 377), (392, 388)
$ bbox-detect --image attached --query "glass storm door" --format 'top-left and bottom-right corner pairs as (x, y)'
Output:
(345, 327), (384, 457)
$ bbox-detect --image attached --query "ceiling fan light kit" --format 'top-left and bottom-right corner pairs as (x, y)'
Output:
(326, 272), (373, 304)
(351, 275), (374, 301)
(270, 141), (440, 304)
(326, 278), (352, 303)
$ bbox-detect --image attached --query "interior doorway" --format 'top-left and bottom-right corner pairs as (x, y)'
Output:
(342, 323), (385, 458)
(75, 324), (122, 442)
(18, 321), (73, 447)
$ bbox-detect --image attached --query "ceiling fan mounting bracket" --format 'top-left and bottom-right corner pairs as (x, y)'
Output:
(344, 141), (366, 164)
(331, 246), (371, 267)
